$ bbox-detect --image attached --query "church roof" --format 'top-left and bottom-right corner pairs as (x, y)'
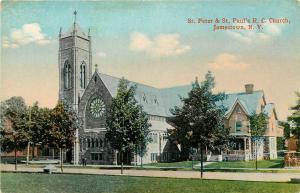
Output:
(97, 72), (266, 118)
(98, 73), (179, 117)
(61, 23), (89, 39)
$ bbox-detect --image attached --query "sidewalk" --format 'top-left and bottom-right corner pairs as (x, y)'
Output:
(1, 164), (299, 182)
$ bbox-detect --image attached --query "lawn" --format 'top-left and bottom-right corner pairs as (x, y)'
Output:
(145, 160), (199, 168)
(1, 173), (299, 193)
(205, 159), (284, 169)
(146, 159), (284, 169)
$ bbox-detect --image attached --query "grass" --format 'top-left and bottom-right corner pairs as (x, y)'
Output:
(145, 160), (199, 168)
(205, 159), (284, 169)
(1, 172), (299, 193)
(145, 159), (284, 169)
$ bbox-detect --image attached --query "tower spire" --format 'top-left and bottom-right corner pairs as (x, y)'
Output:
(73, 10), (77, 24)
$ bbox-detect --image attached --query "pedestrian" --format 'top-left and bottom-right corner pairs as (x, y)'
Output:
(84, 157), (87, 166)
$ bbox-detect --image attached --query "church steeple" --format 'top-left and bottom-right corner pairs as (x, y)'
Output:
(58, 11), (93, 111)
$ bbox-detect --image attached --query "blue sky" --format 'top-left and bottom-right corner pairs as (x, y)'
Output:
(1, 0), (300, 120)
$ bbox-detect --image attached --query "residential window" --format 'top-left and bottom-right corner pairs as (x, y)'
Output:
(235, 121), (242, 132)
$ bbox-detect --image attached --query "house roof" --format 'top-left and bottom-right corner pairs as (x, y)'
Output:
(97, 72), (267, 118)
(217, 91), (264, 116)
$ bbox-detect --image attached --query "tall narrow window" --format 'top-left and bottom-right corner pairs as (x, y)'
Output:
(80, 62), (86, 89)
(235, 121), (242, 132)
(64, 60), (71, 89)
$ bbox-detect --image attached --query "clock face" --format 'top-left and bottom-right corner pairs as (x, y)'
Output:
(89, 98), (105, 118)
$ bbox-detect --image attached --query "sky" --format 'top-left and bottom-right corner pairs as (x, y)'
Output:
(1, 0), (300, 120)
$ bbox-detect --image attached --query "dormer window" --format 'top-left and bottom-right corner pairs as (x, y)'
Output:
(142, 94), (147, 103)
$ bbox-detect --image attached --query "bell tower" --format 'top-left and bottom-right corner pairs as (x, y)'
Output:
(58, 11), (92, 111)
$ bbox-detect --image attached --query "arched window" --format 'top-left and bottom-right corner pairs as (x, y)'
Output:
(80, 61), (86, 89)
(64, 60), (71, 89)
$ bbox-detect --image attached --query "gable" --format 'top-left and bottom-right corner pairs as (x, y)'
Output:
(78, 72), (113, 130)
(226, 99), (249, 119)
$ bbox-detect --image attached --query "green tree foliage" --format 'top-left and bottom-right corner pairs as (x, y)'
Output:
(279, 121), (291, 139)
(249, 112), (267, 170)
(106, 78), (151, 172)
(0, 97), (28, 153)
(288, 92), (300, 150)
(169, 71), (229, 178)
(48, 102), (81, 172)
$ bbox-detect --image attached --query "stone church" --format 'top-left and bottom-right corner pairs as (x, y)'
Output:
(59, 19), (283, 165)
(58, 20), (184, 165)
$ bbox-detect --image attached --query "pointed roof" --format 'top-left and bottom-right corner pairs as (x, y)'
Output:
(263, 103), (278, 120)
(61, 23), (89, 39)
(217, 91), (264, 116)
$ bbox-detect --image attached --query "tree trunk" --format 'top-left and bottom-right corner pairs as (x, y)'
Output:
(200, 144), (203, 178)
(60, 148), (63, 173)
(14, 137), (17, 171)
(26, 142), (30, 165)
(121, 151), (124, 174)
(32, 143), (35, 160)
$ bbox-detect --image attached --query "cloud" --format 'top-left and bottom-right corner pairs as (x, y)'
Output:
(2, 23), (51, 48)
(208, 53), (249, 70)
(129, 32), (191, 57)
(228, 22), (282, 44)
(96, 52), (107, 58)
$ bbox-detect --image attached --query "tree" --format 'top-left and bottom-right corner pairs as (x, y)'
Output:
(288, 92), (300, 151)
(249, 112), (267, 170)
(169, 72), (229, 178)
(106, 78), (151, 174)
(0, 97), (29, 170)
(279, 121), (291, 139)
(48, 102), (81, 172)
(23, 103), (51, 163)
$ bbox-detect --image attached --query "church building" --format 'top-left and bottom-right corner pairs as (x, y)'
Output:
(58, 18), (283, 165)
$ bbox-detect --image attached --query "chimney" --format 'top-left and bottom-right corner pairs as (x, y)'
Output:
(245, 84), (254, 94)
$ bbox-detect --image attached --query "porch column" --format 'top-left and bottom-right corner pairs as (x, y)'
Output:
(243, 137), (248, 161)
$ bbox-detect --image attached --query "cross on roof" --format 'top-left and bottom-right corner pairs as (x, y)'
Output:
(73, 10), (77, 23)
